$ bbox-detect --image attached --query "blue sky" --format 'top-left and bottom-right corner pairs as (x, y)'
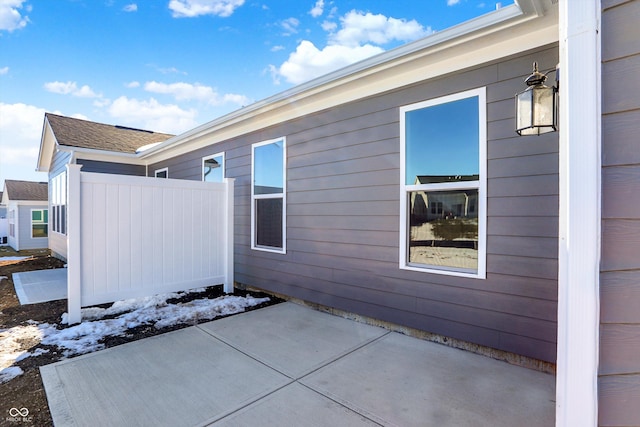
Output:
(0, 0), (510, 187)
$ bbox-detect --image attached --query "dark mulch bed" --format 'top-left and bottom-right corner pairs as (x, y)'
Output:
(0, 254), (282, 426)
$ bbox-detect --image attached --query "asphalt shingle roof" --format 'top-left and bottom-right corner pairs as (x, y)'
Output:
(45, 113), (174, 154)
(4, 180), (48, 202)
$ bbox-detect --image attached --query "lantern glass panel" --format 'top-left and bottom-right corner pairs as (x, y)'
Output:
(516, 89), (533, 131)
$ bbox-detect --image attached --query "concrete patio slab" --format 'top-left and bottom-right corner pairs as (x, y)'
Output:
(12, 268), (67, 305)
(41, 302), (556, 426)
(40, 326), (291, 427)
(215, 382), (378, 426)
(301, 332), (556, 427)
(198, 302), (388, 378)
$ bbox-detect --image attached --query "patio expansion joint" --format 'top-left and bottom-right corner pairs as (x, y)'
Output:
(194, 325), (392, 426)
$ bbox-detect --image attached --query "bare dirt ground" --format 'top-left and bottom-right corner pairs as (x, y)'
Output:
(0, 249), (281, 426)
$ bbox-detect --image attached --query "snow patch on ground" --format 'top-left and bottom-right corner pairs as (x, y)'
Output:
(0, 290), (269, 383)
(0, 325), (43, 383)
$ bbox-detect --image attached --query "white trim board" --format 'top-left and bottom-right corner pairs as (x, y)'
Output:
(555, 1), (601, 426)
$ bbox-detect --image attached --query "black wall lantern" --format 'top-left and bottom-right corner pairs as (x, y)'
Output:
(515, 62), (558, 136)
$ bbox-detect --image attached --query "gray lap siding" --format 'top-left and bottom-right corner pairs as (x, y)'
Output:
(150, 44), (559, 362)
(599, 0), (640, 425)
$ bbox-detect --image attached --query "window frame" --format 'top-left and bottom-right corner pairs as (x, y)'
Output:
(154, 167), (168, 178)
(51, 171), (67, 235)
(251, 137), (287, 254)
(399, 87), (487, 279)
(202, 152), (225, 182)
(31, 208), (48, 239)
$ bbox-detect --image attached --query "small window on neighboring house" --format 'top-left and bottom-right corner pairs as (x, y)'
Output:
(155, 168), (168, 178)
(400, 87), (487, 278)
(251, 138), (286, 253)
(202, 153), (225, 183)
(51, 171), (67, 235)
(32, 209), (48, 238)
(8, 210), (15, 237)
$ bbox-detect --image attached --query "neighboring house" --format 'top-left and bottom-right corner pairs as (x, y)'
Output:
(35, 0), (640, 425)
(1, 180), (49, 251)
(37, 114), (174, 259)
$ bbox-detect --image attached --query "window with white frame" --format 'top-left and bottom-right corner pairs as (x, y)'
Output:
(31, 209), (48, 238)
(399, 87), (486, 278)
(8, 210), (15, 237)
(155, 168), (168, 178)
(51, 171), (67, 235)
(251, 138), (286, 253)
(202, 153), (225, 182)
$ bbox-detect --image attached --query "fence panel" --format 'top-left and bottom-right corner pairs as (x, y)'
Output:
(66, 164), (234, 323)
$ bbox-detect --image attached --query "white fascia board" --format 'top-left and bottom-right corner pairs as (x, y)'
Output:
(36, 118), (57, 172)
(57, 145), (143, 165)
(140, 0), (556, 164)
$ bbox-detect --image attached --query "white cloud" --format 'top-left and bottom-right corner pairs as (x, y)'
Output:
(0, 0), (30, 32)
(108, 96), (198, 134)
(168, 0), (245, 18)
(274, 40), (383, 85)
(321, 20), (337, 32)
(309, 0), (324, 18)
(126, 81), (141, 88)
(331, 10), (430, 48)
(143, 81), (250, 106)
(280, 17), (299, 35)
(270, 45), (285, 52)
(0, 103), (47, 183)
(270, 10), (429, 85)
(447, 0), (461, 5)
(0, 66), (8, 75)
(123, 3), (138, 12)
(43, 81), (101, 98)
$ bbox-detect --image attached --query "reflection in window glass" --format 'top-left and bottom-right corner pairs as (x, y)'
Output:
(203, 154), (224, 183)
(254, 140), (284, 194)
(408, 190), (478, 271)
(405, 96), (479, 185)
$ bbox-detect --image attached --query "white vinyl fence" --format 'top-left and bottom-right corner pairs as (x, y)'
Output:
(66, 164), (234, 324)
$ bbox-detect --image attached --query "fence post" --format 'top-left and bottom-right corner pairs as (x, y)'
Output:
(66, 164), (82, 324)
(223, 178), (235, 293)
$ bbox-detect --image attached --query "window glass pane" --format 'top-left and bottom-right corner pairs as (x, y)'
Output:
(61, 206), (66, 235)
(254, 140), (283, 194)
(256, 198), (283, 248)
(408, 189), (478, 271)
(203, 155), (224, 182)
(405, 96), (479, 185)
(32, 210), (42, 221)
(32, 224), (48, 238)
(155, 169), (167, 178)
(43, 209), (48, 223)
